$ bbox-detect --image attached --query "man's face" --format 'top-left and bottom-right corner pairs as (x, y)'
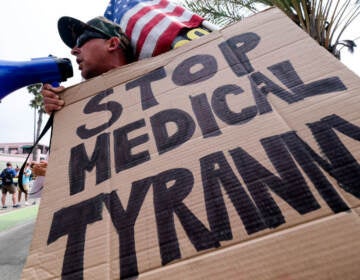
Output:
(71, 33), (112, 80)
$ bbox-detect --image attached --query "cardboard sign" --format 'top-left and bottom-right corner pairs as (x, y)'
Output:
(22, 8), (360, 280)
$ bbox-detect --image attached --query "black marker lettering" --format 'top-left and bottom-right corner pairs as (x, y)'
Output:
(113, 119), (150, 172)
(172, 54), (217, 85)
(76, 88), (122, 139)
(152, 168), (220, 265)
(103, 178), (152, 279)
(69, 133), (111, 195)
(47, 194), (105, 280)
(190, 93), (221, 138)
(151, 109), (196, 154)
(268, 60), (347, 99)
(201, 151), (267, 236)
(219, 32), (260, 77)
(126, 67), (166, 110)
(212, 84), (257, 125)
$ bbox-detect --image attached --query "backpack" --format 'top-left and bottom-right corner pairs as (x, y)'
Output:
(2, 169), (13, 185)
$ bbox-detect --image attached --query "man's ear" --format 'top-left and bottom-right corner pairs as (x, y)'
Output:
(108, 37), (121, 51)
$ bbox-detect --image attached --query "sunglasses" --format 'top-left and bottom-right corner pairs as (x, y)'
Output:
(75, 30), (109, 48)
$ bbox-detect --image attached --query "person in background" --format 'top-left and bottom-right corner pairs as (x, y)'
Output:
(0, 162), (19, 208)
(18, 162), (31, 205)
(31, 160), (48, 177)
(42, 16), (134, 113)
(28, 160), (48, 205)
(14, 165), (20, 187)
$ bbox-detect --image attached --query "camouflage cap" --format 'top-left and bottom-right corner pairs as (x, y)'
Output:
(58, 16), (131, 52)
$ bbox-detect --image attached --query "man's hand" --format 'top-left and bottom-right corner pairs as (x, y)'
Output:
(42, 83), (66, 114)
(31, 161), (48, 177)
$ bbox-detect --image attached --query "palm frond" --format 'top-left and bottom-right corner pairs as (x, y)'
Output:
(184, 0), (263, 26)
(184, 0), (360, 59)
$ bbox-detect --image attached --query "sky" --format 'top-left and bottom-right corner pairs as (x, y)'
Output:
(0, 0), (110, 144)
(0, 0), (359, 145)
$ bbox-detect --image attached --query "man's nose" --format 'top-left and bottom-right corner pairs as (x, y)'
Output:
(71, 47), (80, 55)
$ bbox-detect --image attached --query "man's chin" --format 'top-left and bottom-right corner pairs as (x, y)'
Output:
(81, 70), (98, 80)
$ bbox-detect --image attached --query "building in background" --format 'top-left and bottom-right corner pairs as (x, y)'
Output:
(0, 142), (49, 170)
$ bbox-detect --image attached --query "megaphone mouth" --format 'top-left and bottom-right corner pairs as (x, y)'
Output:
(55, 58), (73, 81)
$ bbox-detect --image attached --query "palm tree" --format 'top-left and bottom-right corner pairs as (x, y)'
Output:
(27, 83), (45, 160)
(184, 0), (360, 59)
(183, 0), (259, 26)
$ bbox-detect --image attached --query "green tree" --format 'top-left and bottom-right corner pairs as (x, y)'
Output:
(184, 0), (360, 59)
(27, 83), (45, 160)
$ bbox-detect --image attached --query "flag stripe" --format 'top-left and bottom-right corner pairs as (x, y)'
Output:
(141, 10), (201, 58)
(104, 0), (204, 58)
(119, 0), (161, 29)
(137, 6), (187, 58)
(127, 1), (172, 51)
(135, 14), (167, 58)
(151, 14), (202, 57)
(124, 0), (167, 39)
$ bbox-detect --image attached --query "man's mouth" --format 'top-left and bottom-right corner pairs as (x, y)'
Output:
(77, 59), (83, 69)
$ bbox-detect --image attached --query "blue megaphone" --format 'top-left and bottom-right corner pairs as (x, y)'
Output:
(0, 56), (73, 100)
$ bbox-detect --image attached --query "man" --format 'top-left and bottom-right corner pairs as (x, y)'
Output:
(1, 162), (19, 208)
(42, 16), (134, 113)
(35, 16), (134, 181)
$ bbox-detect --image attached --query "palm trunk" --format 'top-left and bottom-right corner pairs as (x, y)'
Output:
(32, 110), (43, 161)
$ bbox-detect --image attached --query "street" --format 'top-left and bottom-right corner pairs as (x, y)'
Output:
(0, 220), (35, 280)
(0, 193), (38, 280)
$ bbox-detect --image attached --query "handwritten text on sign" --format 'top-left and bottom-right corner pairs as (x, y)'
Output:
(47, 32), (360, 279)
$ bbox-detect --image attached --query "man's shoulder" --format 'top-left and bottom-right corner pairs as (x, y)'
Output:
(4, 168), (15, 175)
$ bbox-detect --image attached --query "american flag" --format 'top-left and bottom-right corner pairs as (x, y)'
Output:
(104, 0), (204, 59)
